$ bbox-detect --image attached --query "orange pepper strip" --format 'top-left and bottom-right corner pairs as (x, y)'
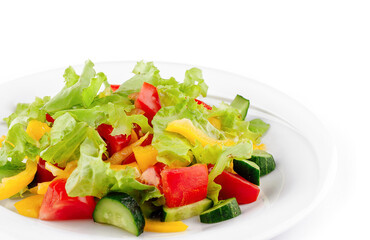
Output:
(105, 133), (149, 165)
(14, 194), (44, 218)
(144, 219), (188, 233)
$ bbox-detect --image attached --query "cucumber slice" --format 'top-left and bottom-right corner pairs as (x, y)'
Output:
(93, 192), (145, 236)
(231, 94), (250, 120)
(200, 198), (241, 223)
(161, 198), (213, 222)
(249, 150), (276, 176)
(233, 159), (260, 185)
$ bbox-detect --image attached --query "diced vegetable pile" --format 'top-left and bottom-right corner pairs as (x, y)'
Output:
(0, 61), (276, 236)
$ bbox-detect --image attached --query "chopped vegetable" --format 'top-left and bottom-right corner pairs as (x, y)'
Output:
(39, 179), (96, 220)
(14, 194), (44, 218)
(144, 219), (188, 232)
(0, 60), (273, 235)
(0, 159), (37, 200)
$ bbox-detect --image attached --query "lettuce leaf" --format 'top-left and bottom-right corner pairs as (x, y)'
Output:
(152, 98), (223, 166)
(208, 103), (270, 144)
(248, 119), (270, 135)
(43, 60), (108, 112)
(0, 123), (39, 167)
(66, 137), (163, 203)
(65, 138), (112, 198)
(0, 161), (25, 181)
(115, 61), (160, 96)
(179, 68), (208, 98)
(40, 113), (105, 167)
(4, 96), (50, 128)
(106, 103), (152, 136)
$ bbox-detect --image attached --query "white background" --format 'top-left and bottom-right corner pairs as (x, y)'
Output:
(0, 0), (369, 239)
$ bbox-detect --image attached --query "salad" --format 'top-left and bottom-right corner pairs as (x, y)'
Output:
(0, 61), (276, 236)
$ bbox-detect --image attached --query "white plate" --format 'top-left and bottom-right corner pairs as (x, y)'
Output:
(0, 62), (337, 240)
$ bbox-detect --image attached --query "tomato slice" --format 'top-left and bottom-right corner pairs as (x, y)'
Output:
(135, 82), (161, 123)
(110, 84), (120, 92)
(140, 162), (167, 193)
(97, 124), (131, 156)
(39, 179), (96, 220)
(34, 158), (56, 183)
(214, 170), (260, 204)
(161, 164), (208, 208)
(194, 99), (212, 110)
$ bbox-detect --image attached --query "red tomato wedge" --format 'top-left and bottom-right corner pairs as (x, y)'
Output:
(161, 164), (208, 208)
(39, 179), (96, 220)
(110, 84), (120, 92)
(34, 158), (57, 183)
(97, 124), (131, 156)
(215, 170), (260, 204)
(194, 99), (212, 110)
(135, 82), (161, 123)
(140, 162), (167, 193)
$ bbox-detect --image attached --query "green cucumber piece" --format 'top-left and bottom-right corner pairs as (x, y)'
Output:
(93, 192), (145, 236)
(231, 94), (250, 120)
(161, 198), (213, 222)
(200, 198), (241, 223)
(233, 159), (260, 185)
(249, 150), (276, 176)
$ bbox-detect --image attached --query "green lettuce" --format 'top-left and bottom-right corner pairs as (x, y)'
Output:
(66, 137), (162, 203)
(179, 68), (208, 98)
(152, 98), (224, 166)
(248, 119), (270, 135)
(43, 60), (108, 112)
(208, 103), (270, 144)
(4, 96), (50, 128)
(115, 61), (160, 96)
(0, 123), (39, 167)
(0, 162), (25, 181)
(40, 113), (105, 167)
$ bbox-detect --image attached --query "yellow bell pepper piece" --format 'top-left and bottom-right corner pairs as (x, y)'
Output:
(26, 120), (51, 141)
(166, 119), (235, 147)
(144, 219), (188, 233)
(0, 135), (6, 147)
(35, 181), (52, 195)
(45, 162), (65, 176)
(14, 194), (44, 218)
(133, 145), (158, 172)
(253, 143), (266, 150)
(110, 162), (140, 171)
(208, 117), (221, 130)
(0, 159), (37, 200)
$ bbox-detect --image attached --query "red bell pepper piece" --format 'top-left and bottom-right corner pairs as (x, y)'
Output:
(34, 158), (57, 183)
(39, 179), (96, 220)
(215, 170), (260, 204)
(135, 82), (161, 122)
(110, 84), (120, 92)
(194, 99), (212, 110)
(161, 164), (208, 208)
(45, 113), (55, 123)
(97, 124), (131, 156)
